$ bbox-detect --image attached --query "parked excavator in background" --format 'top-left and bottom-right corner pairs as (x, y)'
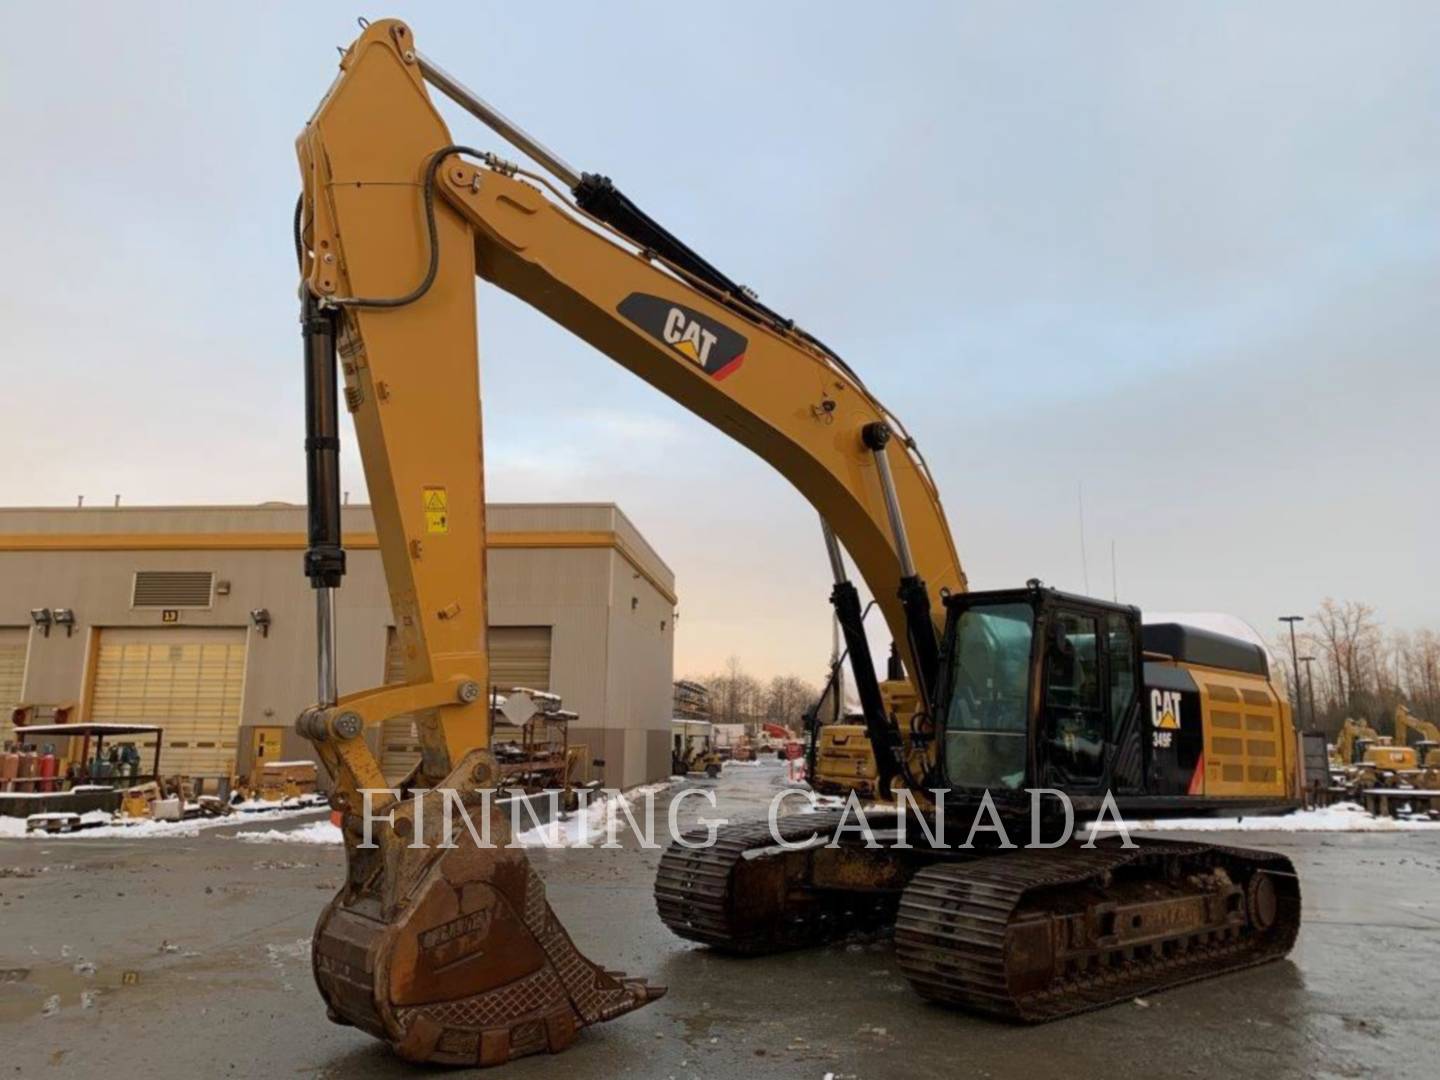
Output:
(1328, 713), (1438, 793)
(1331, 717), (1383, 767)
(1394, 704), (1440, 767)
(293, 18), (1304, 1066)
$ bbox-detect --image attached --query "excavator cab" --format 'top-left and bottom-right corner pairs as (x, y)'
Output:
(935, 584), (1139, 800)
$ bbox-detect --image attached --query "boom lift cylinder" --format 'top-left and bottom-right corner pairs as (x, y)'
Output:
(821, 517), (903, 793)
(300, 293), (344, 705)
(862, 422), (940, 714)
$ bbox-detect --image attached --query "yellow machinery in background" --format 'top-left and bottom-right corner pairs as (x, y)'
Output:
(1332, 717), (1381, 766)
(671, 720), (723, 779)
(1395, 704), (1440, 766)
(810, 678), (914, 799)
(1329, 713), (1439, 792)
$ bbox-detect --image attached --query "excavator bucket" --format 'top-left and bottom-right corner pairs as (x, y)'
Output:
(312, 751), (663, 1066)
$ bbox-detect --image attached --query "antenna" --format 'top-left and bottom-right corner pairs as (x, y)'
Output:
(1110, 540), (1118, 602)
(1077, 482), (1091, 594)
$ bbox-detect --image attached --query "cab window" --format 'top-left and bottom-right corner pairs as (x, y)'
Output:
(1042, 611), (1105, 783)
(1106, 613), (1136, 730)
(943, 602), (1034, 790)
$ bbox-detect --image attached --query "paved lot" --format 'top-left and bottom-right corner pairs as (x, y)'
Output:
(2, 763), (1438, 1078)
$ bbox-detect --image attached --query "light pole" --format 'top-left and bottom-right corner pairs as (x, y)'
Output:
(1280, 615), (1304, 722)
(1299, 655), (1318, 731)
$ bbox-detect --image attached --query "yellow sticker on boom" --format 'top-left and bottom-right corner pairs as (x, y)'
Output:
(423, 486), (448, 534)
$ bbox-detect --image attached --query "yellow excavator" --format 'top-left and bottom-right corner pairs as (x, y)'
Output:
(1331, 717), (1380, 766)
(1329, 712), (1437, 793)
(294, 19), (1303, 1067)
(1395, 704), (1440, 767)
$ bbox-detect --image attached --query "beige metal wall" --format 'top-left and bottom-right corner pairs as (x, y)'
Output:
(0, 503), (675, 789)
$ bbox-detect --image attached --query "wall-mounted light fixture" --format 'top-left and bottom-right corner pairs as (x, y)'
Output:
(249, 608), (272, 638)
(30, 608), (52, 637)
(51, 608), (76, 637)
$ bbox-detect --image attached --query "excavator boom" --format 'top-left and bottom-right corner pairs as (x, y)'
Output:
(294, 17), (962, 1066)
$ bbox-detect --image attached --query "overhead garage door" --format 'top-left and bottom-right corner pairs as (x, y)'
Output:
(0, 628), (28, 747)
(89, 628), (247, 778)
(380, 625), (552, 783)
(489, 626), (551, 693)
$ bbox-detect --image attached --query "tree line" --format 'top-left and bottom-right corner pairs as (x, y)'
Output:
(1272, 598), (1440, 738)
(681, 656), (821, 731)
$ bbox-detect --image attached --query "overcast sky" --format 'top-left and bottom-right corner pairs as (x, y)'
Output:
(1, 2), (1435, 682)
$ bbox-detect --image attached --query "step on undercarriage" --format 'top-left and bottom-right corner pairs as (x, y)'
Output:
(656, 815), (1300, 1020)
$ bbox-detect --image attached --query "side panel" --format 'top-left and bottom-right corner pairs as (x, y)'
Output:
(1195, 668), (1289, 798)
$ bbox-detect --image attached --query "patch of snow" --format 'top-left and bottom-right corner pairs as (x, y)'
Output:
(517, 781), (674, 848)
(0, 802), (327, 841)
(265, 938), (312, 966)
(229, 795), (326, 813)
(1088, 802), (1440, 835)
(236, 821), (343, 845)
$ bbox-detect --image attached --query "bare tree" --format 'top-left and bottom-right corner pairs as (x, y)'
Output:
(1398, 629), (1440, 723)
(1309, 599), (1382, 724)
(701, 656), (764, 730)
(763, 674), (819, 729)
(682, 660), (821, 734)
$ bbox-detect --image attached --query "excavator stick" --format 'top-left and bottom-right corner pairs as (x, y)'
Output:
(312, 751), (662, 1066)
(295, 19), (665, 1064)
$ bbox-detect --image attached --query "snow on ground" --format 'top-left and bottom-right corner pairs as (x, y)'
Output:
(229, 795), (326, 813)
(0, 800), (328, 840)
(228, 781), (678, 848)
(1089, 801), (1440, 835)
(515, 782), (674, 848)
(236, 820), (343, 845)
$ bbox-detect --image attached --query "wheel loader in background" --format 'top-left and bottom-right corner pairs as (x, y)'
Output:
(293, 18), (1303, 1066)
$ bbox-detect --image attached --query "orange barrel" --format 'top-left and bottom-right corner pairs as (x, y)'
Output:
(17, 751), (37, 783)
(39, 753), (57, 793)
(0, 751), (17, 791)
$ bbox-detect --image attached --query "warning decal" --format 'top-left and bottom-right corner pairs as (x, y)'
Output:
(423, 486), (448, 534)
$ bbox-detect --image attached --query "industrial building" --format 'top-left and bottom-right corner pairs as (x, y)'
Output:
(0, 502), (675, 790)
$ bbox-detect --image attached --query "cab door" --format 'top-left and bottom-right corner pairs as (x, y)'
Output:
(1040, 609), (1108, 787)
